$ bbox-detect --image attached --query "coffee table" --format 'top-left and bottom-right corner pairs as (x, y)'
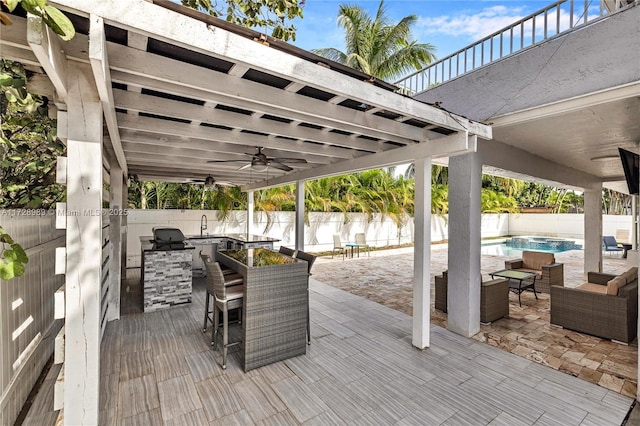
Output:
(490, 269), (538, 307)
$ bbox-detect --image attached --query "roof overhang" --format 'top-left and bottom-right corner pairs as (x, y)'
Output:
(2, 0), (492, 190)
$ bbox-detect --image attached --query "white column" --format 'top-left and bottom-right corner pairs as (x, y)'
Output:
(107, 164), (123, 321)
(246, 190), (254, 235)
(121, 179), (128, 278)
(295, 181), (305, 250)
(632, 196), (637, 250)
(64, 63), (103, 424)
(412, 157), (431, 349)
(583, 184), (603, 274)
(447, 153), (482, 337)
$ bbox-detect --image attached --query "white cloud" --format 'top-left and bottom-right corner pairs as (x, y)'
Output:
(416, 5), (529, 40)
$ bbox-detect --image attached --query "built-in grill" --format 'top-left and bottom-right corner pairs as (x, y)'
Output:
(152, 227), (185, 248)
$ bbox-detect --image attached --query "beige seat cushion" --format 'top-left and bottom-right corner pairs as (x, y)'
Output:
(606, 276), (626, 295)
(522, 251), (555, 270)
(576, 283), (608, 294)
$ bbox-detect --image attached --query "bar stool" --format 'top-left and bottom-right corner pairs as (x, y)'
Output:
(201, 254), (243, 333)
(294, 250), (316, 345)
(203, 257), (244, 369)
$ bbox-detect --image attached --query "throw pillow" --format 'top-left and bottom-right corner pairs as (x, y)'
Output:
(607, 276), (626, 295)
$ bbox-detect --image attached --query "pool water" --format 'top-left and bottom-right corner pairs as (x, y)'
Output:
(481, 236), (582, 256)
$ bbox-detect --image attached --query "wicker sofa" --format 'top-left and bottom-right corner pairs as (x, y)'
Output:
(550, 268), (638, 343)
(435, 271), (510, 324)
(505, 250), (564, 293)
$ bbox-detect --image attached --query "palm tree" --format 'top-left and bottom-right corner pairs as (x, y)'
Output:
(311, 0), (436, 81)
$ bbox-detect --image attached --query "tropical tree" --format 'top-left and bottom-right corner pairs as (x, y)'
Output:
(311, 0), (436, 81)
(1, 60), (65, 208)
(181, 0), (304, 41)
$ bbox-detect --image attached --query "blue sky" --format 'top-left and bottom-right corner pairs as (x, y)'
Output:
(291, 1), (553, 59)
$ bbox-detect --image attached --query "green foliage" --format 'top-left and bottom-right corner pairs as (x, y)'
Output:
(1, 0), (75, 40)
(181, 0), (303, 41)
(1, 60), (66, 208)
(0, 227), (28, 280)
(311, 0), (436, 81)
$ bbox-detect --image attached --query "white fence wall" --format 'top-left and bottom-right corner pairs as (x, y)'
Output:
(126, 210), (511, 268)
(0, 211), (65, 425)
(508, 214), (634, 239)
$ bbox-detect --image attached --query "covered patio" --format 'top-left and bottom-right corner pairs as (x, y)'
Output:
(2, 0), (640, 424)
(23, 275), (634, 425)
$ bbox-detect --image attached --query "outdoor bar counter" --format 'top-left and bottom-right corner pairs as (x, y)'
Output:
(216, 248), (309, 371)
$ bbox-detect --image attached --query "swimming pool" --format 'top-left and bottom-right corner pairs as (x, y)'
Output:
(481, 236), (582, 256)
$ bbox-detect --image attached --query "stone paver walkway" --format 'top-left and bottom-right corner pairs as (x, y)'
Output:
(312, 244), (638, 399)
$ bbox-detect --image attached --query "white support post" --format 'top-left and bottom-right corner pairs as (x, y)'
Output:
(121, 176), (129, 278)
(583, 184), (603, 274)
(64, 63), (103, 425)
(295, 181), (305, 251)
(108, 164), (123, 321)
(632, 196), (637, 250)
(246, 191), (254, 236)
(447, 153), (482, 337)
(412, 157), (431, 349)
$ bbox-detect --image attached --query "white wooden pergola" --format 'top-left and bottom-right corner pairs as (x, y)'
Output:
(2, 0), (492, 423)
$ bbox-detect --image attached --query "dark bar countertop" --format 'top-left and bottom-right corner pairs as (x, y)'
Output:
(185, 233), (280, 243)
(221, 248), (296, 267)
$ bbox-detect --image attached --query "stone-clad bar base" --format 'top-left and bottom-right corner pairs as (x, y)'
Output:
(143, 250), (193, 312)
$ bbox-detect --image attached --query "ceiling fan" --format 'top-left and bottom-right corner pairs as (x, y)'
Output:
(207, 147), (307, 172)
(188, 175), (234, 188)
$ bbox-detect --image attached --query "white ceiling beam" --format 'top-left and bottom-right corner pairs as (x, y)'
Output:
(285, 82), (305, 92)
(227, 63), (249, 77)
(130, 164), (282, 183)
(244, 133), (477, 190)
(120, 128), (344, 164)
(51, 0), (490, 137)
(105, 47), (421, 144)
(26, 14), (68, 103)
(121, 141), (326, 165)
(116, 113), (360, 160)
(120, 131), (333, 164)
(0, 44), (42, 67)
(89, 15), (128, 176)
(112, 89), (386, 152)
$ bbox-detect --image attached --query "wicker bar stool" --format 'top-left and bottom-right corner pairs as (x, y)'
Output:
(202, 257), (244, 369)
(201, 254), (243, 332)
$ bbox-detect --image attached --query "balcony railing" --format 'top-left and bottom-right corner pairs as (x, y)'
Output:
(394, 0), (635, 96)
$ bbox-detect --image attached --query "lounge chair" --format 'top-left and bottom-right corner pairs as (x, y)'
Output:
(602, 235), (624, 256)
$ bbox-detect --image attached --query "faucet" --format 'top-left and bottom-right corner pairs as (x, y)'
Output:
(200, 214), (207, 236)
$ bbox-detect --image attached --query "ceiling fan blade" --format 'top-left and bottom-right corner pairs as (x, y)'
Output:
(207, 159), (247, 163)
(268, 161), (293, 172)
(216, 181), (235, 186)
(272, 157), (308, 164)
(238, 163), (253, 171)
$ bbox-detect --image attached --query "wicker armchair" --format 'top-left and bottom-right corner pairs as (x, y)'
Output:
(435, 271), (509, 324)
(505, 250), (563, 294)
(551, 271), (638, 343)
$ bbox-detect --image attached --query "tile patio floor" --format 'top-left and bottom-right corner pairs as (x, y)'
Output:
(22, 252), (636, 425)
(312, 244), (638, 399)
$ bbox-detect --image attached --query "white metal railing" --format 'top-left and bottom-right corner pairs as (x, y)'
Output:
(394, 0), (636, 95)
